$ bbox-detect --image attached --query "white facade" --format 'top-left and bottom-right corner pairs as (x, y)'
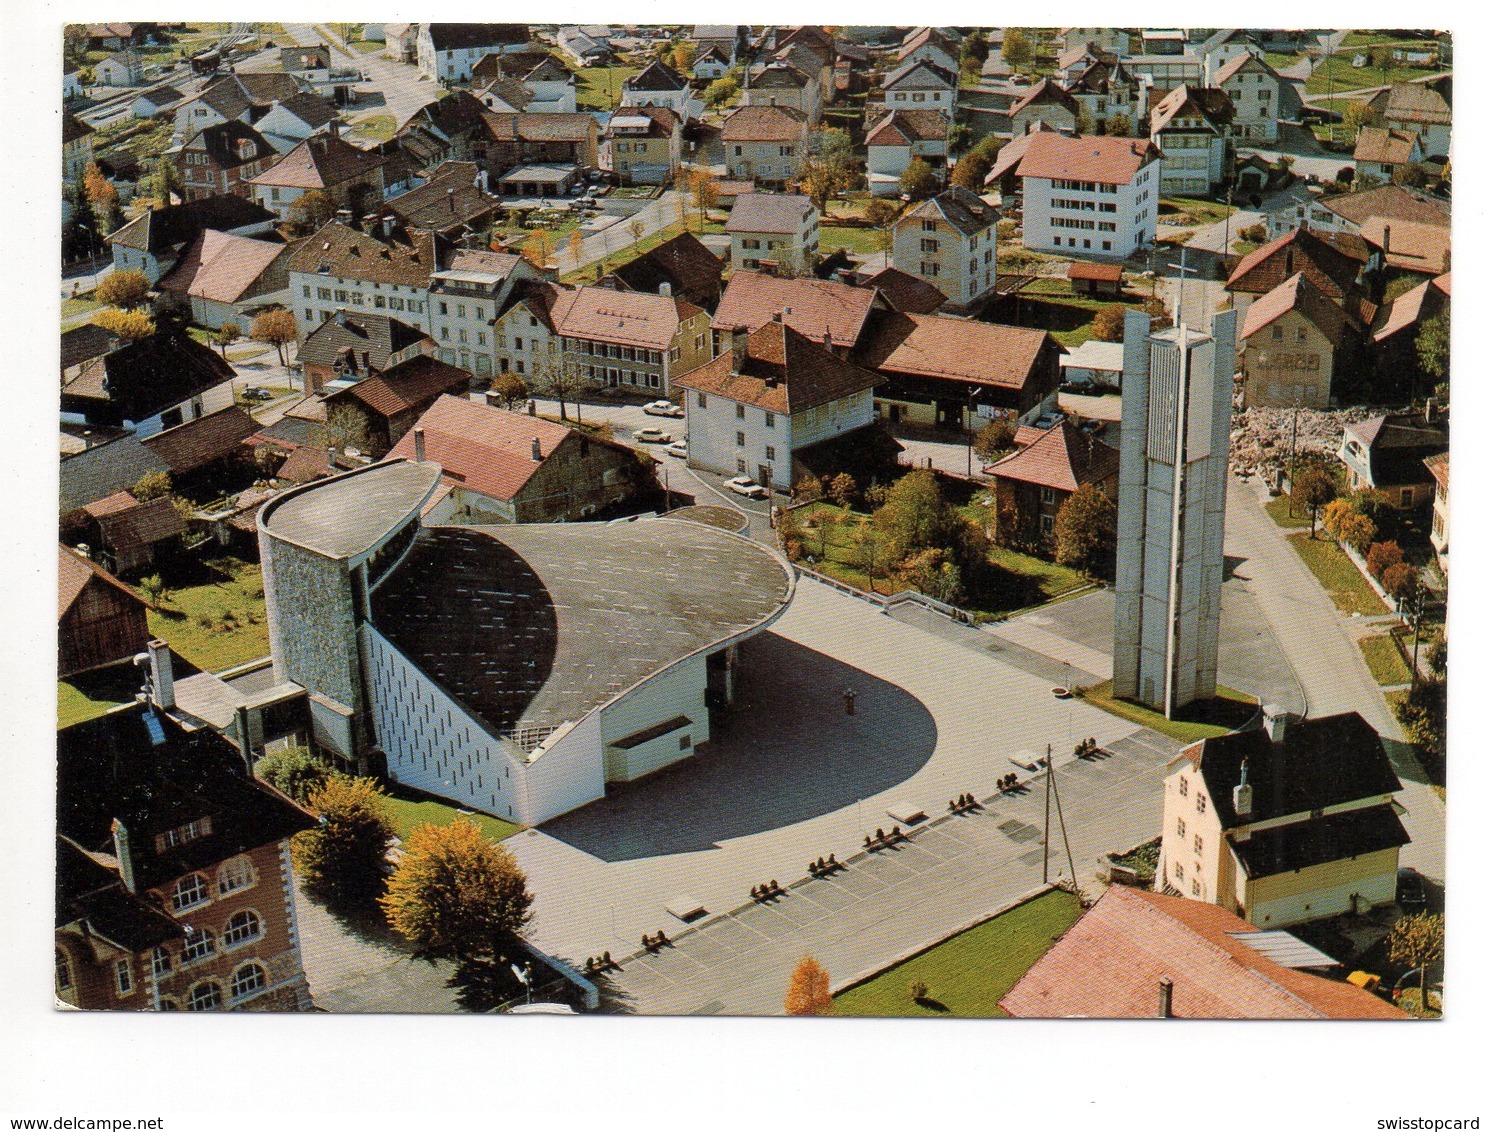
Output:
(890, 206), (997, 308)
(291, 273), (432, 342)
(684, 386), (874, 488)
(883, 78), (955, 114)
(1217, 59), (1280, 143)
(728, 202), (819, 274)
(1020, 159), (1158, 258)
(1153, 125), (1228, 194)
(255, 102), (335, 149)
(417, 30), (527, 84)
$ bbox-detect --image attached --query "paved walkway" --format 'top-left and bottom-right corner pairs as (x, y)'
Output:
(603, 725), (1178, 1015)
(1224, 478), (1445, 881)
(553, 192), (690, 276)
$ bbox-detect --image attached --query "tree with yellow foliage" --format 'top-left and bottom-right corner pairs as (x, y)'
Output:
(784, 955), (833, 1015)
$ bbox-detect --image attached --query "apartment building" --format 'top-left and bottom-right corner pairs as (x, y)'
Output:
(890, 185), (999, 310)
(726, 193), (819, 274)
(722, 103), (810, 189)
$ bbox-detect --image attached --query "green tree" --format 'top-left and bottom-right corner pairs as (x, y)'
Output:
(1090, 303), (1127, 342)
(863, 198), (899, 251)
(213, 321), (242, 356)
(95, 269), (151, 310)
(131, 470), (172, 501)
(1053, 483), (1117, 570)
(704, 75), (740, 109)
(1335, 510), (1377, 556)
(784, 955), (833, 1015)
(380, 819), (534, 960)
(1342, 101), (1380, 133)
(94, 307), (156, 341)
(293, 776), (397, 905)
(287, 188), (337, 236)
(973, 417), (1017, 460)
(795, 126), (856, 212)
(255, 744), (331, 805)
(138, 573), (167, 610)
(1105, 111), (1132, 138)
(1002, 28), (1033, 71)
(1416, 312), (1449, 384)
(315, 403), (373, 456)
(250, 308), (298, 366)
(898, 157), (939, 201)
(1290, 464), (1339, 536)
(1386, 913), (1444, 1016)
(491, 372), (528, 410)
(895, 546), (965, 605)
(1074, 104), (1094, 136)
(852, 521), (883, 593)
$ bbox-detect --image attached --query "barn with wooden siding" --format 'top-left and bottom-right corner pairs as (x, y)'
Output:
(58, 545), (150, 677)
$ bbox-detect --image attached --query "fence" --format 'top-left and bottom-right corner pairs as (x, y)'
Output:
(791, 563), (974, 625)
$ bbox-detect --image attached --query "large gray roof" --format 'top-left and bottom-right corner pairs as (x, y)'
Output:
(259, 459), (441, 560)
(371, 519), (793, 738)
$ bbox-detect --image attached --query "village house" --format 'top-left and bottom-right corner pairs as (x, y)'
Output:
(427, 249), (545, 380)
(1000, 886), (1406, 1019)
(416, 23), (530, 84)
(741, 62), (823, 126)
(989, 419), (1119, 547)
(692, 25), (744, 66)
(389, 396), (647, 523)
(1237, 273), (1362, 409)
(1370, 272), (1449, 396)
(95, 48), (145, 88)
(1059, 338), (1125, 388)
(139, 406), (264, 500)
(855, 266), (947, 315)
(673, 317), (883, 492)
(1059, 27), (1132, 57)
(604, 105), (683, 186)
(131, 85), (186, 121)
(1365, 81), (1451, 159)
(154, 230), (298, 330)
(63, 111), (96, 185)
(1212, 50), (1284, 143)
(1123, 53), (1205, 89)
(56, 704), (316, 1012)
(1339, 407), (1449, 510)
(61, 332), (237, 438)
(1223, 226), (1377, 322)
(1425, 451), (1448, 568)
(1147, 84), (1234, 195)
(175, 120), (277, 201)
(172, 72), (310, 137)
(296, 310), (436, 394)
(864, 109), (950, 198)
(321, 355), (472, 458)
(254, 93), (343, 155)
(286, 221), (437, 341)
(897, 27), (961, 75)
(482, 113), (599, 195)
(1009, 78), (1081, 137)
(1270, 182), (1448, 252)
(620, 59), (695, 121)
(84, 22), (154, 51)
(600, 231), (725, 312)
(877, 58), (958, 117)
(58, 545), (151, 677)
(471, 52), (577, 114)
(713, 271), (891, 357)
(988, 129), (1161, 258)
(889, 185), (998, 311)
(1157, 709), (1410, 929)
(62, 491), (185, 579)
(108, 194), (278, 283)
(378, 161), (499, 240)
(722, 103), (810, 190)
(248, 132), (386, 223)
(1353, 127), (1425, 183)
(692, 46), (732, 82)
(726, 193), (819, 275)
(1062, 59), (1141, 135)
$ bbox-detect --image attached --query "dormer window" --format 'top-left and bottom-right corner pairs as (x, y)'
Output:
(155, 817), (212, 854)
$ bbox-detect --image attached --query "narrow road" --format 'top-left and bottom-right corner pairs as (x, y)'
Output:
(1223, 478), (1444, 881)
(553, 192), (691, 276)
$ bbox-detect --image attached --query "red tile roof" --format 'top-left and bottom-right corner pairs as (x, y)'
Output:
(721, 103), (809, 142)
(1239, 272), (1356, 345)
(1423, 450), (1448, 491)
(989, 129), (1161, 186)
(860, 267), (946, 314)
(864, 108), (949, 147)
(552, 285), (702, 351)
(713, 271), (883, 347)
(852, 313), (1055, 391)
(1067, 260), (1123, 283)
(1358, 217), (1451, 276)
(1354, 126), (1419, 167)
(1000, 886), (1409, 1019)
(155, 230), (290, 304)
(672, 319), (882, 414)
(989, 419), (1118, 492)
(1225, 226), (1367, 302)
(387, 395), (587, 503)
(1372, 273), (1450, 343)
(141, 406), (261, 475)
(329, 356), (470, 419)
(249, 133), (384, 190)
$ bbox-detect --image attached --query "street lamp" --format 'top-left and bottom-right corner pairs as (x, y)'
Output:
(965, 385), (984, 479)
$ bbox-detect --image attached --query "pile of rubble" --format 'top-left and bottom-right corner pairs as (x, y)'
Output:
(1229, 404), (1375, 476)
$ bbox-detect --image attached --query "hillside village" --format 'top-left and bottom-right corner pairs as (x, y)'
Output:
(57, 23), (1447, 1021)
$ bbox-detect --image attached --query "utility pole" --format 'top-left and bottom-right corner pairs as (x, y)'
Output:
(1042, 742), (1053, 884)
(1048, 739), (1078, 886)
(965, 385), (984, 478)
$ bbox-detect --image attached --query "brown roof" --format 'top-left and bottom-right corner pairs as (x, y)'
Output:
(864, 108), (950, 147)
(988, 129), (1160, 186)
(853, 313), (1055, 392)
(58, 545), (147, 620)
(286, 221), (436, 288)
(1225, 226), (1366, 301)
(275, 444), (346, 485)
(989, 419), (1118, 492)
(297, 311), (433, 372)
(387, 395), (603, 502)
(155, 230), (290, 304)
(1238, 273), (1355, 345)
(1368, 81), (1452, 128)
(384, 161), (494, 232)
(63, 110), (96, 145)
(328, 356), (470, 419)
(249, 133), (384, 190)
(999, 886), (1408, 1020)
(1149, 84), (1234, 132)
(141, 406), (261, 475)
(1354, 126), (1419, 167)
(471, 50), (572, 87)
(721, 103), (809, 142)
(726, 192), (815, 235)
(1212, 50), (1280, 87)
(902, 185), (998, 237)
(1359, 217), (1451, 276)
(482, 112), (596, 145)
(713, 272), (883, 348)
(604, 231), (723, 308)
(1372, 273), (1450, 343)
(81, 490), (140, 520)
(1067, 260), (1123, 283)
(551, 285), (701, 351)
(860, 267), (946, 314)
(1423, 450), (1448, 491)
(672, 319), (882, 414)
(1318, 183), (1449, 229)
(1010, 77), (1081, 117)
(92, 494), (187, 552)
(475, 75), (536, 111)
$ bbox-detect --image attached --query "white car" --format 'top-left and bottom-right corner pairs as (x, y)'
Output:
(643, 399), (685, 418)
(664, 440), (688, 458)
(726, 476), (768, 499)
(633, 427), (672, 444)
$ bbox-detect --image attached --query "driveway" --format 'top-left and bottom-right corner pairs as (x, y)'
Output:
(553, 191), (691, 276)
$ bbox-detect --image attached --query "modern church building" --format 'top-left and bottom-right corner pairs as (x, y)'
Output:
(257, 459), (794, 825)
(1112, 308), (1237, 716)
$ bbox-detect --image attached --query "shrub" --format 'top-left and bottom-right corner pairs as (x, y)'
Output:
(293, 776), (397, 905)
(1335, 511), (1377, 556)
(1380, 561), (1417, 601)
(1366, 540), (1404, 580)
(255, 745), (331, 805)
(1090, 304), (1127, 342)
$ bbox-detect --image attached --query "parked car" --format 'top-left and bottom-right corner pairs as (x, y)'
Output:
(643, 399), (684, 418)
(725, 476), (768, 499)
(241, 386), (274, 401)
(1396, 867), (1428, 913)
(664, 440), (687, 458)
(633, 427), (672, 443)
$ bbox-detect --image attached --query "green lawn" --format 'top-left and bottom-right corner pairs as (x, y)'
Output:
(1286, 533), (1390, 616)
(818, 224), (886, 257)
(984, 544), (1089, 607)
(833, 889), (1082, 1017)
(349, 38), (384, 54)
(146, 555), (270, 673)
(1360, 635), (1411, 686)
(576, 65), (639, 111)
(62, 296), (102, 320)
(350, 114), (397, 143)
(1160, 196), (1237, 226)
(58, 681), (128, 729)
(382, 782), (522, 844)
(1263, 51), (1302, 72)
(1265, 493), (1316, 530)
(1005, 278), (1146, 348)
(1304, 50), (1436, 96)
(1077, 679), (1258, 743)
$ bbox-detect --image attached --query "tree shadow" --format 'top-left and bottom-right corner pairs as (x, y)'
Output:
(913, 996), (951, 1013)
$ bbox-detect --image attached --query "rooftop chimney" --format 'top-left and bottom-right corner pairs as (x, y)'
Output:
(448, 187), (456, 212)
(823, 328), (834, 350)
(327, 445), (337, 469)
(1424, 397), (1437, 426)
(531, 436), (543, 461)
(731, 324), (750, 370)
(1232, 758), (1254, 824)
(659, 281), (672, 298)
(234, 704), (254, 777)
(414, 426), (426, 462)
(1158, 977), (1173, 1019)
(1382, 223), (1391, 255)
(1262, 704), (1290, 745)
(112, 818), (138, 894)
(147, 638), (175, 711)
